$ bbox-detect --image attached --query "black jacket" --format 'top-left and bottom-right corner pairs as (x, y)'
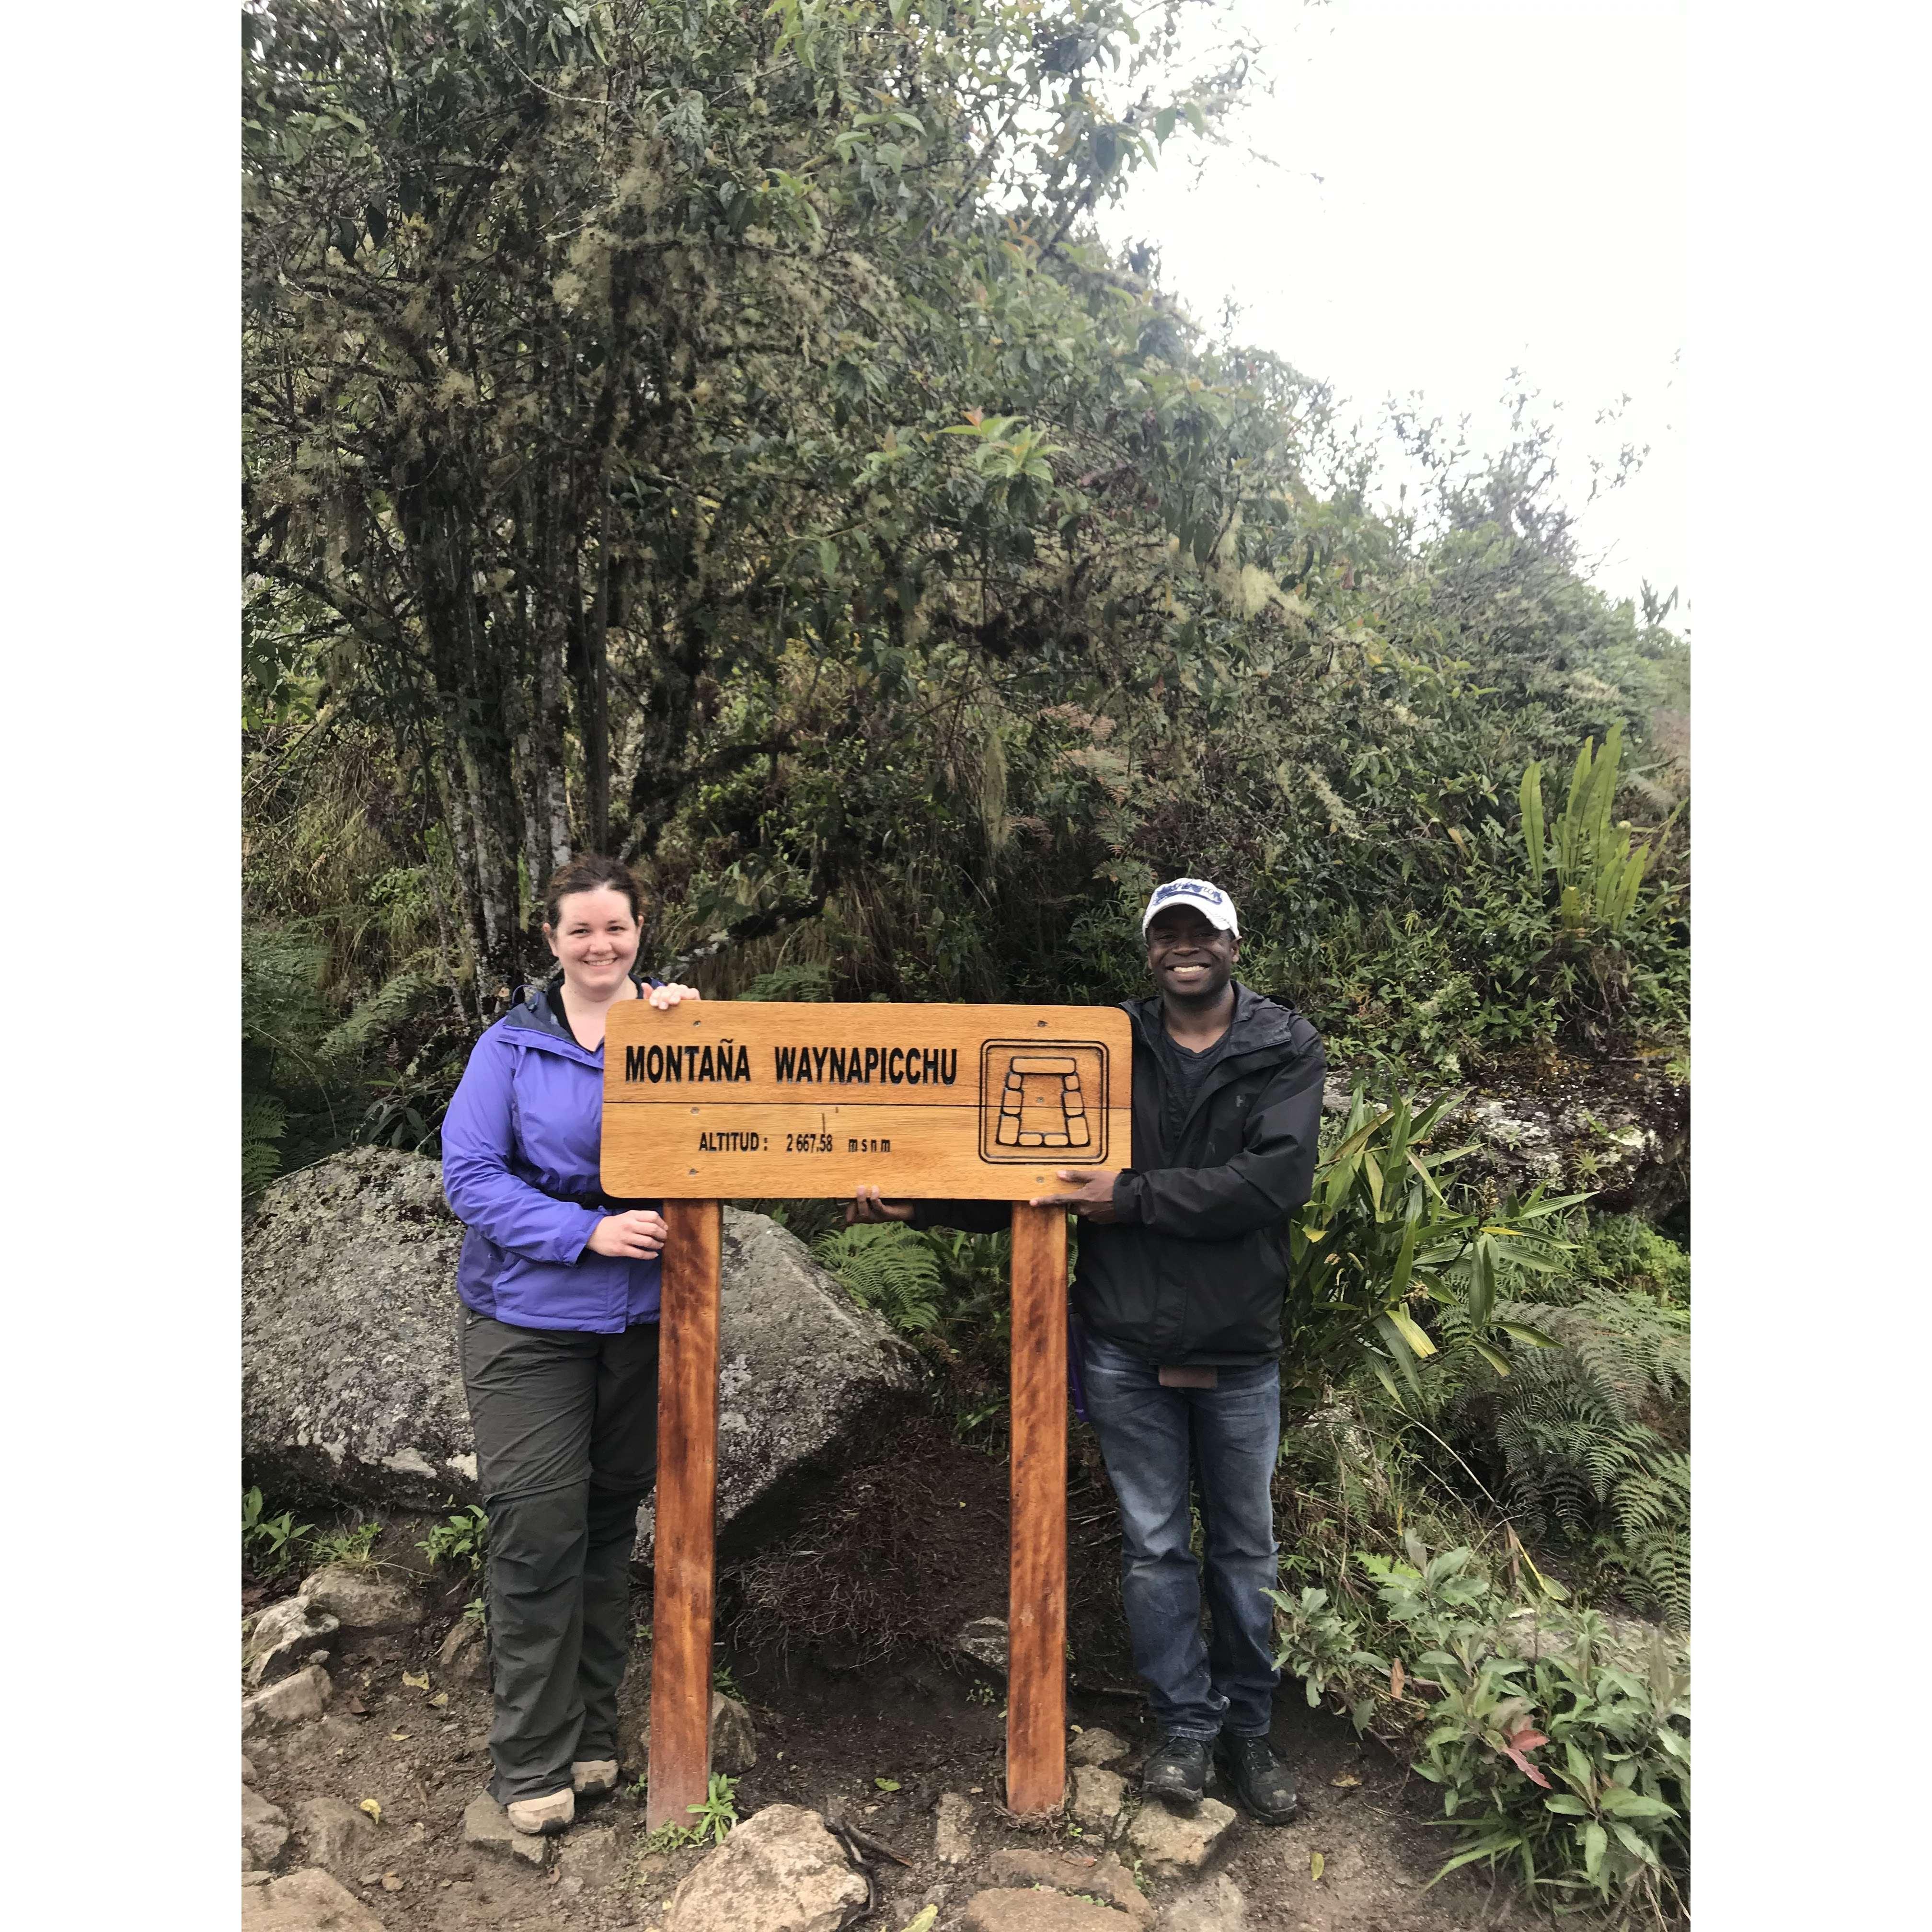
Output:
(915, 982), (1326, 1364)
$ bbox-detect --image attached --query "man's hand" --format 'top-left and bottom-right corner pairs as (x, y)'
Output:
(1029, 1169), (1122, 1221)
(586, 1209), (668, 1258)
(647, 982), (702, 1009)
(848, 1187), (915, 1225)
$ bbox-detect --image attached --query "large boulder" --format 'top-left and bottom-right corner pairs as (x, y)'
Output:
(243, 1149), (924, 1557)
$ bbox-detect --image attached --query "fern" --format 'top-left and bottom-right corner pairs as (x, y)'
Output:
(737, 961), (832, 1001)
(242, 1094), (287, 1202)
(318, 968), (433, 1061)
(810, 1222), (943, 1335)
(1412, 1277), (1690, 1627)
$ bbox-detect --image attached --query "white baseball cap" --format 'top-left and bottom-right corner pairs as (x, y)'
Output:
(1141, 877), (1239, 936)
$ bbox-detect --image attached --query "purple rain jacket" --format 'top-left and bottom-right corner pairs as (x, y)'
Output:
(442, 976), (666, 1332)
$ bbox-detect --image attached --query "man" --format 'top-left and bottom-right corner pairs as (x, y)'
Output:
(851, 878), (1324, 1822)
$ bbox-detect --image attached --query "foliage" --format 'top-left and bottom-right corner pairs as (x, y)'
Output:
(243, 1094), (288, 1202)
(309, 1516), (385, 1567)
(1283, 1082), (1586, 1414)
(1433, 1289), (1689, 1625)
(640, 1772), (739, 1852)
(1268, 1534), (1688, 1925)
(242, 1485), (315, 1576)
(241, 0), (1689, 1168)
(417, 1504), (491, 1574)
(812, 1221), (945, 1334)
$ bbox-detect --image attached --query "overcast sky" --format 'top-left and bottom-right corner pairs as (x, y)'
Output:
(1096, 0), (1687, 618)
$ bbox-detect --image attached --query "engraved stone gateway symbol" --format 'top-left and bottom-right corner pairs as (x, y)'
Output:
(979, 1040), (1110, 1163)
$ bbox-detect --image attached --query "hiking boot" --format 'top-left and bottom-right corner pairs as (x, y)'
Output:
(505, 1787), (575, 1836)
(571, 1760), (620, 1800)
(1214, 1731), (1298, 1824)
(1142, 1733), (1211, 1812)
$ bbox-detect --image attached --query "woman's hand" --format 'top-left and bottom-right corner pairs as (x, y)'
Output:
(647, 982), (702, 1010)
(586, 1209), (669, 1258)
(848, 1186), (915, 1225)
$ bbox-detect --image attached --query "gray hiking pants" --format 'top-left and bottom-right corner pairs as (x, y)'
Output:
(460, 1311), (659, 1804)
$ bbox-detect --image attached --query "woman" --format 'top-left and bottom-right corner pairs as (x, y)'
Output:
(441, 854), (700, 1836)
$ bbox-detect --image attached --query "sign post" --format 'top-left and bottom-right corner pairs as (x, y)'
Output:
(604, 1002), (1131, 1828)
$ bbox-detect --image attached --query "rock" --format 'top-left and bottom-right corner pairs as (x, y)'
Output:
(1127, 1797), (1237, 1878)
(298, 1564), (423, 1637)
(663, 1803), (867, 1932)
(242, 1788), (291, 1869)
(1157, 1873), (1248, 1932)
(1070, 1765), (1128, 1832)
(953, 1615), (1011, 1673)
(461, 1793), (550, 1867)
(1068, 1728), (1130, 1768)
(244, 1597), (341, 1688)
(988, 1850), (1150, 1927)
(437, 1616), (490, 1686)
(962, 1889), (1134, 1931)
(711, 1691), (758, 1773)
(242, 1665), (332, 1735)
(242, 1754), (258, 1786)
(933, 1791), (975, 1865)
(557, 1823), (628, 1890)
(244, 1152), (923, 1556)
(291, 1796), (377, 1873)
(241, 1867), (387, 1931)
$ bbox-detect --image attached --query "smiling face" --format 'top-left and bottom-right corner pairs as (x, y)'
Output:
(1145, 904), (1239, 1005)
(544, 885), (642, 1001)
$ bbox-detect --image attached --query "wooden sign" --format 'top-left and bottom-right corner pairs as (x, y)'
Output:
(611, 1000), (1132, 1832)
(602, 1002), (1133, 1199)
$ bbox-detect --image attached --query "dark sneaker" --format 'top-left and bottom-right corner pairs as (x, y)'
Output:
(1214, 1732), (1298, 1823)
(1142, 1733), (1210, 1812)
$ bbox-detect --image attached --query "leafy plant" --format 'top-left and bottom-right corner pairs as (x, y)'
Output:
(1522, 724), (1662, 941)
(417, 1505), (490, 1574)
(1283, 1083), (1586, 1412)
(242, 1486), (314, 1576)
(309, 1517), (384, 1567)
(641, 1772), (740, 1852)
(1268, 1534), (1688, 1924)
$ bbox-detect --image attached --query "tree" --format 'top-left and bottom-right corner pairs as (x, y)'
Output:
(243, 0), (1257, 1000)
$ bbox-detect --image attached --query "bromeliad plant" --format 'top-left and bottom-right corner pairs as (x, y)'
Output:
(1283, 1084), (1585, 1414)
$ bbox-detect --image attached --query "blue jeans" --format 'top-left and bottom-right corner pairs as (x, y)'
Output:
(1078, 1330), (1282, 1739)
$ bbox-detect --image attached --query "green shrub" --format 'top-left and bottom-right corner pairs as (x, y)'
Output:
(242, 1486), (314, 1576)
(1268, 1534), (1688, 1924)
(417, 1505), (490, 1573)
(1283, 1083), (1587, 1414)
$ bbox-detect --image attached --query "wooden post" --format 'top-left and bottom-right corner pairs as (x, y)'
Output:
(646, 1198), (722, 1832)
(1006, 1201), (1069, 1815)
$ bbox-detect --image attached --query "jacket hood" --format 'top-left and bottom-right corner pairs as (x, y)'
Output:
(1121, 980), (1303, 1060)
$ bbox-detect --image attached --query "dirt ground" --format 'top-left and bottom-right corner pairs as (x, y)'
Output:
(242, 1492), (1544, 1932)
